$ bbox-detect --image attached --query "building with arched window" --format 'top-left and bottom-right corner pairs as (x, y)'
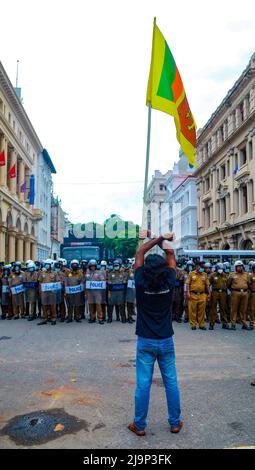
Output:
(195, 53), (255, 250)
(0, 62), (58, 262)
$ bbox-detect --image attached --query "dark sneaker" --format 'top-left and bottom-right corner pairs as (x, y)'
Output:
(128, 422), (146, 437)
(27, 316), (35, 321)
(230, 324), (236, 330)
(222, 324), (230, 329)
(88, 319), (96, 323)
(191, 326), (196, 330)
(209, 324), (214, 330)
(14, 316), (19, 320)
(99, 321), (104, 325)
(170, 421), (183, 434)
(199, 326), (207, 330)
(75, 319), (82, 323)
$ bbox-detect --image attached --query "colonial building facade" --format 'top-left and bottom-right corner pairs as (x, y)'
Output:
(0, 61), (58, 262)
(0, 62), (43, 262)
(195, 53), (255, 250)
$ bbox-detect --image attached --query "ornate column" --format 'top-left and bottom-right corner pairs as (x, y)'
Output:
(9, 149), (17, 195)
(31, 241), (37, 260)
(24, 237), (31, 261)
(16, 234), (24, 262)
(18, 159), (25, 202)
(8, 230), (16, 262)
(243, 96), (249, 120)
(0, 224), (7, 262)
(0, 135), (8, 187)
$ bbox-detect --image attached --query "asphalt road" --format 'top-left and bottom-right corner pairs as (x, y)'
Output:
(0, 317), (254, 449)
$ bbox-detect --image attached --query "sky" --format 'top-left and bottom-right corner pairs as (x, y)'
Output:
(0, 0), (255, 225)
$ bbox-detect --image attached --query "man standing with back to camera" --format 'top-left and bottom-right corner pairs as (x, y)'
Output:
(128, 232), (182, 436)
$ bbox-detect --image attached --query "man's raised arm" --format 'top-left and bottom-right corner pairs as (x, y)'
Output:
(134, 231), (176, 270)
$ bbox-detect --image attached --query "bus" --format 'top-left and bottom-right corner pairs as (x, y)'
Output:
(182, 250), (255, 270)
(60, 225), (112, 264)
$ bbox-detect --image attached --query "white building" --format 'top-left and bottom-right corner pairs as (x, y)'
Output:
(170, 174), (197, 255)
(36, 149), (56, 260)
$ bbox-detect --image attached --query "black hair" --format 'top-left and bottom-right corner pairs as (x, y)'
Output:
(143, 254), (170, 292)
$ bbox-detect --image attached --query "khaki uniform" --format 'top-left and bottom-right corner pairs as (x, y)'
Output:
(23, 271), (39, 319)
(209, 272), (228, 326)
(172, 268), (185, 321)
(86, 270), (105, 322)
(186, 271), (210, 328)
(0, 274), (12, 318)
(57, 270), (68, 319)
(9, 273), (25, 318)
(124, 269), (136, 322)
(38, 271), (60, 322)
(107, 271), (127, 322)
(227, 272), (249, 326)
(65, 271), (84, 321)
(247, 272), (255, 326)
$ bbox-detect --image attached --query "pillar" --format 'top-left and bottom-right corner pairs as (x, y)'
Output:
(16, 235), (24, 262)
(0, 225), (7, 262)
(24, 238), (31, 261)
(8, 231), (16, 262)
(0, 135), (7, 187)
(31, 242), (37, 260)
(18, 159), (25, 202)
(9, 149), (17, 195)
(239, 188), (242, 216)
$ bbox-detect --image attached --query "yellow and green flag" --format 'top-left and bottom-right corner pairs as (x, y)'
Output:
(146, 19), (197, 166)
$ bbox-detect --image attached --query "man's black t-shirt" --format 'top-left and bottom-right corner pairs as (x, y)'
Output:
(135, 266), (176, 339)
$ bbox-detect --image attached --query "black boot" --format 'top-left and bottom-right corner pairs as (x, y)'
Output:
(37, 321), (47, 325)
(209, 324), (214, 330)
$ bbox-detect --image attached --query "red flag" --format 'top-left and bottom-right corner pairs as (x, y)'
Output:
(0, 150), (5, 166)
(8, 164), (16, 179)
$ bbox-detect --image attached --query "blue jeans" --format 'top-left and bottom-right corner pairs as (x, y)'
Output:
(134, 336), (181, 430)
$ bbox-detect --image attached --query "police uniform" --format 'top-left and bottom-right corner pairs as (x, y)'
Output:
(247, 272), (255, 328)
(227, 272), (250, 327)
(38, 270), (60, 323)
(23, 270), (39, 319)
(0, 272), (12, 318)
(86, 270), (105, 323)
(57, 269), (68, 320)
(65, 270), (84, 321)
(186, 271), (210, 328)
(9, 272), (25, 319)
(209, 272), (228, 327)
(124, 268), (136, 323)
(107, 271), (127, 322)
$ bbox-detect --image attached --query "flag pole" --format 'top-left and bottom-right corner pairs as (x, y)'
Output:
(143, 103), (152, 202)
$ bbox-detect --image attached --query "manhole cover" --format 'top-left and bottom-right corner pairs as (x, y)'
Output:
(0, 408), (89, 445)
(0, 336), (11, 341)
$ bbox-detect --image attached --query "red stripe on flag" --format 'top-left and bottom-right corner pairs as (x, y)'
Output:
(8, 164), (16, 179)
(0, 150), (6, 166)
